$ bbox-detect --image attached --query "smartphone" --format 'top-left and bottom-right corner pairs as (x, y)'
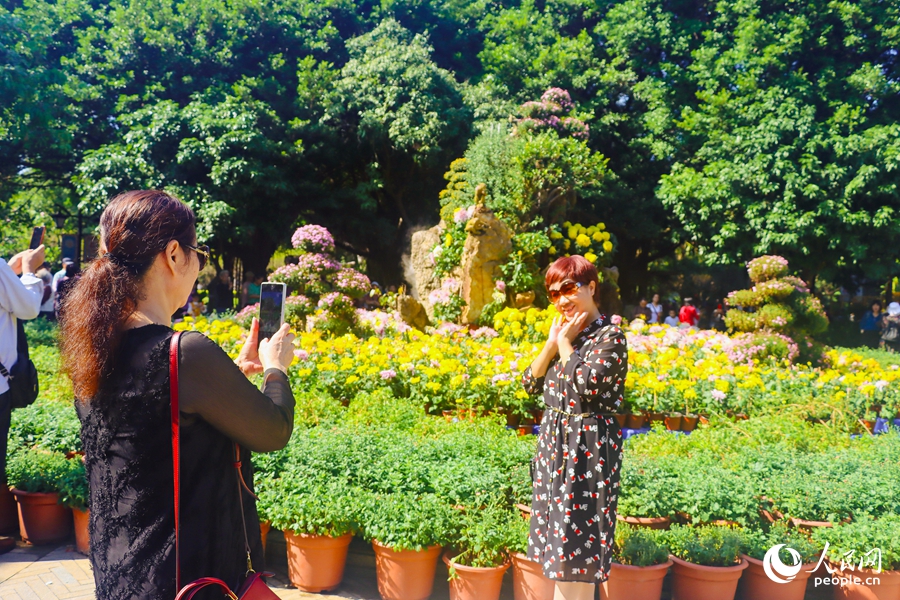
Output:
(29, 226), (45, 250)
(258, 282), (287, 343)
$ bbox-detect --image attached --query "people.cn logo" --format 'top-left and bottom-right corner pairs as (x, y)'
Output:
(763, 544), (804, 583)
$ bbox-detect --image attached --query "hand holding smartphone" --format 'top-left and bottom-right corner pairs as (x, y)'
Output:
(29, 226), (46, 249)
(258, 282), (287, 343)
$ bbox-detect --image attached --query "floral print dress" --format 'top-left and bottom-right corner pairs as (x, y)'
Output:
(521, 315), (628, 583)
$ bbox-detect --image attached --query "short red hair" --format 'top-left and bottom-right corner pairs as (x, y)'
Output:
(545, 255), (601, 306)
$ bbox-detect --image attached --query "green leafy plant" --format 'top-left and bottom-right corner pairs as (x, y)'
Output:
(262, 477), (356, 538)
(57, 457), (88, 511)
(23, 318), (58, 347)
(741, 522), (821, 564)
(613, 522), (670, 567)
(7, 447), (75, 495)
(812, 515), (900, 571)
(357, 491), (455, 551)
(618, 455), (678, 519)
(447, 503), (514, 569)
(9, 398), (82, 454)
(504, 510), (530, 556)
(666, 524), (744, 567)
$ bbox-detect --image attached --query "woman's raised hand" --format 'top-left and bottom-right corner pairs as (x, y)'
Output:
(258, 322), (296, 375)
(547, 315), (563, 347)
(235, 318), (296, 376)
(558, 312), (589, 343)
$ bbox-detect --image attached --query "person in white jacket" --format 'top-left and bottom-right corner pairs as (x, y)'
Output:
(0, 244), (45, 552)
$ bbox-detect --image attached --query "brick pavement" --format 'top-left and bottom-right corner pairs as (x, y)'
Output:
(0, 537), (378, 600)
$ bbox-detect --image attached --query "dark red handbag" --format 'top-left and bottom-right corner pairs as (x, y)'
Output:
(169, 332), (279, 600)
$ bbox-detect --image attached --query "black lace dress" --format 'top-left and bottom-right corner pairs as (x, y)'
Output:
(76, 325), (294, 600)
(521, 316), (628, 583)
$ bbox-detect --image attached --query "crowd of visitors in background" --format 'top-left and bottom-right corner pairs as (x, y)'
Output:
(630, 293), (728, 332)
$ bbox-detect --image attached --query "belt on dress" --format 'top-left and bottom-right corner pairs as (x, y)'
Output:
(545, 404), (602, 419)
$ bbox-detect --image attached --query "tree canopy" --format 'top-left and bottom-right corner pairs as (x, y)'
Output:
(1, 0), (898, 293)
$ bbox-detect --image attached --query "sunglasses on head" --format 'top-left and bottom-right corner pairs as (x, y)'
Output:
(185, 243), (210, 271)
(547, 280), (584, 303)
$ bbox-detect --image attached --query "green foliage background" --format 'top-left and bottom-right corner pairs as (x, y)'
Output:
(2, 0), (899, 294)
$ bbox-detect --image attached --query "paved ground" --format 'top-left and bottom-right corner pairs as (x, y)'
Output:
(0, 532), (482, 600)
(0, 536), (377, 600)
(0, 529), (835, 600)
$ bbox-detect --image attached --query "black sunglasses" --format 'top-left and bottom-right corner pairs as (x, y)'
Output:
(185, 243), (210, 271)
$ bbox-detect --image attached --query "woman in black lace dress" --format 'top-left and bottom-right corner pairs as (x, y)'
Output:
(59, 190), (296, 600)
(521, 256), (628, 600)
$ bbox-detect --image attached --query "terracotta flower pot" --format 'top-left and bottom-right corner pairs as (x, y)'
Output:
(443, 551), (510, 600)
(372, 540), (442, 600)
(614, 414), (628, 428)
(829, 563), (900, 600)
(625, 414), (646, 429)
(680, 415), (700, 432)
(646, 412), (666, 423)
(511, 553), (554, 600)
(284, 531), (352, 593)
(616, 515), (671, 530)
(259, 520), (271, 555)
(11, 489), (72, 545)
(859, 419), (877, 435)
(72, 507), (89, 555)
(516, 504), (532, 520)
(789, 517), (832, 531)
(0, 484), (18, 535)
(600, 559), (672, 600)
(664, 414), (682, 431)
(670, 555), (748, 600)
(736, 554), (816, 600)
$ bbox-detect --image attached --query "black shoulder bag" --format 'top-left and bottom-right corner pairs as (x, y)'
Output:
(0, 319), (39, 409)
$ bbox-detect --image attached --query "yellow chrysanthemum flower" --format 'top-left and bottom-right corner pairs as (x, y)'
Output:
(602, 241), (613, 253)
(576, 234), (592, 248)
(592, 231), (604, 243)
(548, 246), (557, 255)
(584, 252), (598, 263)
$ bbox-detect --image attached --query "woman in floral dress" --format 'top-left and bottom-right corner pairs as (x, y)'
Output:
(521, 255), (628, 600)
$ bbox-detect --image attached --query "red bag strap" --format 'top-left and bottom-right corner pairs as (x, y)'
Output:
(169, 331), (264, 595)
(169, 331), (183, 591)
(174, 577), (236, 600)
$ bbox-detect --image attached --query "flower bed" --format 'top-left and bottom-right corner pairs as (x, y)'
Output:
(175, 305), (900, 425)
(13, 326), (900, 584)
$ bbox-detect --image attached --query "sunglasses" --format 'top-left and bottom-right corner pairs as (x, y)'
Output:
(185, 243), (210, 271)
(547, 280), (584, 303)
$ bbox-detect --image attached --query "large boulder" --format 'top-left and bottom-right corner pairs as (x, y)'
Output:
(396, 292), (429, 331)
(408, 224), (443, 320)
(460, 205), (512, 324)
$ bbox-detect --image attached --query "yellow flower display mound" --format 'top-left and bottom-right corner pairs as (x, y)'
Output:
(175, 308), (900, 428)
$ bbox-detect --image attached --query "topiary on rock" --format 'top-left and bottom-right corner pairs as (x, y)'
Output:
(725, 255), (828, 364)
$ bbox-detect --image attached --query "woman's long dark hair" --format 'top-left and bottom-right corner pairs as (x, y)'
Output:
(59, 190), (196, 400)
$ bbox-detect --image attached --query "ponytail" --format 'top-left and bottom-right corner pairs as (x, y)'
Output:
(59, 190), (196, 400)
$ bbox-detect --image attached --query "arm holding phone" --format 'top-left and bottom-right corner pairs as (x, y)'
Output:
(234, 317), (295, 376)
